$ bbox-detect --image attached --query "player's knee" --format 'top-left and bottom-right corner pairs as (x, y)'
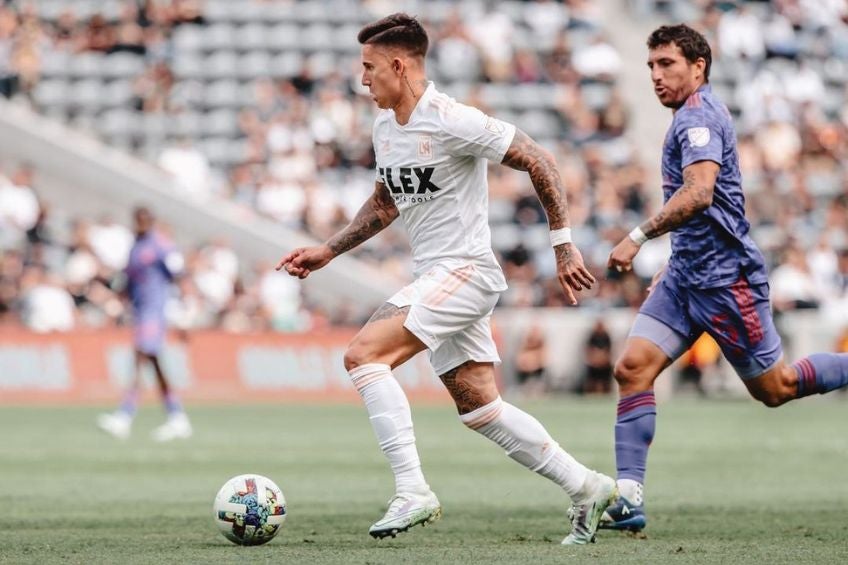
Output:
(751, 389), (784, 408)
(748, 386), (790, 408)
(343, 343), (369, 372)
(748, 368), (795, 408)
(613, 356), (652, 390)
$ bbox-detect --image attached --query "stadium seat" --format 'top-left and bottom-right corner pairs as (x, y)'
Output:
(270, 52), (305, 79)
(581, 83), (613, 111)
(306, 51), (339, 79)
(204, 23), (236, 51)
(34, 0), (66, 20)
(169, 111), (205, 138)
(69, 53), (106, 79)
(200, 137), (235, 166)
(173, 25), (206, 53)
(33, 79), (70, 109)
(170, 80), (205, 109)
(102, 54), (146, 80)
(69, 80), (106, 111)
(237, 52), (273, 80)
(290, 2), (331, 24)
(102, 80), (135, 108)
(263, 2), (297, 24)
(266, 23), (300, 52)
(299, 24), (334, 52)
(518, 110), (560, 139)
(823, 57), (848, 85)
(522, 224), (552, 251)
(490, 224), (522, 252)
(204, 80), (243, 108)
(40, 50), (71, 78)
(202, 109), (239, 138)
(202, 0), (232, 24)
(480, 83), (512, 111)
(204, 52), (239, 80)
(172, 53), (206, 81)
(141, 113), (169, 141)
(325, 1), (363, 25)
(513, 84), (558, 110)
(228, 0), (269, 24)
(237, 23), (269, 51)
(100, 109), (141, 138)
(488, 198), (515, 225)
(333, 24), (362, 53)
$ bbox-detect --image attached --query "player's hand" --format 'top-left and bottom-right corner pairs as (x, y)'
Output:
(555, 243), (596, 306)
(607, 238), (641, 274)
(275, 245), (334, 279)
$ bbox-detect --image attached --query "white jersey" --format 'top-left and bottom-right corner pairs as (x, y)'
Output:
(373, 82), (515, 292)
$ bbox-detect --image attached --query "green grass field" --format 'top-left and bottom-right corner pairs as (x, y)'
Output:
(1, 397), (847, 564)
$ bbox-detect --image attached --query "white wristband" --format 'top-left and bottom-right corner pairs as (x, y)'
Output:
(628, 226), (649, 246)
(549, 227), (572, 247)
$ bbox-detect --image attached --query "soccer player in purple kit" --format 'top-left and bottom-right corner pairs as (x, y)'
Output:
(601, 24), (848, 532)
(97, 207), (192, 441)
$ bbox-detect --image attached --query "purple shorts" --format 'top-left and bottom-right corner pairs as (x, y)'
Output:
(631, 272), (783, 379)
(133, 316), (166, 356)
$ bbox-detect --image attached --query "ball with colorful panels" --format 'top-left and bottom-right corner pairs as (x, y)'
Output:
(213, 474), (287, 545)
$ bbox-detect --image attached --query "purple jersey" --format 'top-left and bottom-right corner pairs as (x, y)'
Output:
(125, 230), (177, 315)
(661, 84), (767, 289)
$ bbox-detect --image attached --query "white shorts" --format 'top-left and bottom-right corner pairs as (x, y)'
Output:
(387, 263), (501, 376)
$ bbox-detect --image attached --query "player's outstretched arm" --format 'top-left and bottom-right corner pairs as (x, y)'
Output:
(276, 182), (398, 279)
(608, 160), (718, 273)
(500, 128), (595, 304)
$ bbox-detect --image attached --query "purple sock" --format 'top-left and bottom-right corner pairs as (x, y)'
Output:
(164, 392), (183, 415)
(793, 353), (848, 397)
(119, 389), (139, 416)
(615, 390), (657, 484)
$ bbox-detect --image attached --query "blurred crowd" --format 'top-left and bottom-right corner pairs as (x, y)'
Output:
(0, 0), (847, 381)
(0, 163), (323, 333)
(643, 0), (848, 323)
(0, 0), (651, 314)
(0, 0), (203, 98)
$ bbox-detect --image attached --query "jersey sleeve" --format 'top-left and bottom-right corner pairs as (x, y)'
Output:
(674, 108), (724, 168)
(442, 102), (516, 162)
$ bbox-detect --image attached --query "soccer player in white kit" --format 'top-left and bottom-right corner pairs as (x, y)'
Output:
(277, 13), (616, 545)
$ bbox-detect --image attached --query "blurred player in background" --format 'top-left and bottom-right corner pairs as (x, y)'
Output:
(97, 206), (192, 441)
(278, 13), (616, 546)
(603, 24), (848, 532)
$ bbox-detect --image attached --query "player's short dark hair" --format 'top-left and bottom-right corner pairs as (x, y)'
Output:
(647, 24), (711, 81)
(357, 13), (428, 58)
(133, 206), (153, 218)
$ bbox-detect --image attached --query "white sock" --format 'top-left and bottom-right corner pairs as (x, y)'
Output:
(617, 478), (643, 505)
(460, 396), (589, 501)
(350, 363), (429, 495)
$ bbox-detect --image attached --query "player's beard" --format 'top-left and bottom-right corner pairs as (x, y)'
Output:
(657, 88), (686, 109)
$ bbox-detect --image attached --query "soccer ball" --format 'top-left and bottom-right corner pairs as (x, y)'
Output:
(213, 474), (287, 545)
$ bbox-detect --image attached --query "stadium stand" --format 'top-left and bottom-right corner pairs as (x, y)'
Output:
(1, 0), (847, 340)
(636, 0), (848, 318)
(1, 0), (651, 317)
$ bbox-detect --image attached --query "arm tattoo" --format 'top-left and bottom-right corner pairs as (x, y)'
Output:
(327, 183), (399, 256)
(438, 361), (489, 414)
(366, 303), (409, 324)
(642, 167), (714, 239)
(501, 129), (569, 230)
